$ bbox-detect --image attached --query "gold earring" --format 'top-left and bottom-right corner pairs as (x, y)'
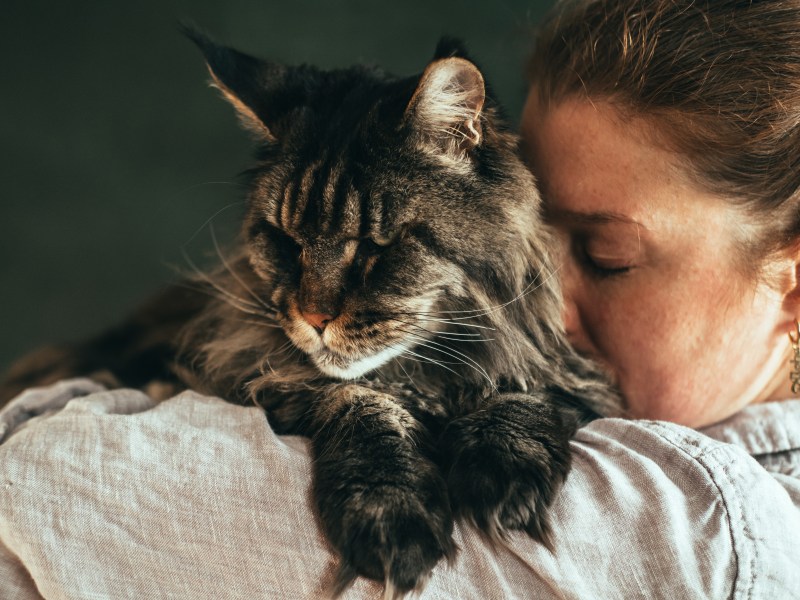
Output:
(789, 319), (800, 394)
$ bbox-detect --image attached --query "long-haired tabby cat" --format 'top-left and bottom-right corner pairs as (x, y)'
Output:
(0, 28), (620, 598)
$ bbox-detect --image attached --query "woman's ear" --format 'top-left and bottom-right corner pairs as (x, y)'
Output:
(776, 252), (800, 319)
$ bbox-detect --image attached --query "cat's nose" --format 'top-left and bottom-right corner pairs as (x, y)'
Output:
(302, 311), (336, 334)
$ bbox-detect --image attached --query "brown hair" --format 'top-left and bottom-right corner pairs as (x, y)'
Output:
(528, 0), (800, 267)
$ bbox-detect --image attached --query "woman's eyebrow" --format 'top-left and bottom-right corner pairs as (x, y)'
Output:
(545, 208), (647, 228)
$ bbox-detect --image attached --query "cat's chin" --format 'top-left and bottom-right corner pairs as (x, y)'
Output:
(312, 344), (408, 380)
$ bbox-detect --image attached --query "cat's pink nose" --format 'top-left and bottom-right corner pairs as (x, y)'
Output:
(302, 311), (335, 334)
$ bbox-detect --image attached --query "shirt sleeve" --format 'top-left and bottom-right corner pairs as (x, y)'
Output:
(558, 420), (800, 599)
(0, 381), (798, 599)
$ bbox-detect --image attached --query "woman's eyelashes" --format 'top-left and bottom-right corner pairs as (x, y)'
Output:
(574, 238), (637, 278)
(581, 249), (634, 277)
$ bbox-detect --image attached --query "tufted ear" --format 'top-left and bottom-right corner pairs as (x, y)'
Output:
(405, 56), (485, 157)
(182, 24), (287, 141)
(433, 36), (471, 60)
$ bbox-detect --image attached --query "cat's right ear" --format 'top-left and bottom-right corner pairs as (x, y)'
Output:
(181, 24), (284, 141)
(404, 56), (485, 159)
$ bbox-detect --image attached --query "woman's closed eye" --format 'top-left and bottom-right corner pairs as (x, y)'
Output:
(580, 245), (635, 277)
(574, 233), (641, 278)
(544, 208), (646, 279)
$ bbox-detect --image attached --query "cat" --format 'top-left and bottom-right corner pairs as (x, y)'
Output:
(0, 28), (621, 598)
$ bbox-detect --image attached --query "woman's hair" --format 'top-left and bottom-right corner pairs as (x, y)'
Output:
(528, 0), (800, 269)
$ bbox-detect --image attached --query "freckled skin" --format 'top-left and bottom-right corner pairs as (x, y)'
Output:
(521, 95), (797, 428)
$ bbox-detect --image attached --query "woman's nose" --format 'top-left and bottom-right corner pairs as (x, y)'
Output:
(561, 294), (580, 341)
(558, 255), (581, 340)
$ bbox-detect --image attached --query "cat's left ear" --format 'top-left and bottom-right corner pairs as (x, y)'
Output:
(182, 25), (284, 141)
(405, 57), (485, 157)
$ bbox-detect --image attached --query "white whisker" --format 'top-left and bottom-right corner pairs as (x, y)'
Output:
(409, 325), (493, 344)
(209, 222), (277, 315)
(399, 349), (463, 380)
(181, 198), (245, 248)
(415, 316), (496, 331)
(235, 319), (282, 329)
(405, 333), (496, 392)
(415, 264), (562, 322)
(393, 357), (417, 387)
(181, 248), (270, 319)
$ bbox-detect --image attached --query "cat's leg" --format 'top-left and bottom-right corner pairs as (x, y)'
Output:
(440, 391), (576, 547)
(311, 383), (455, 598)
(0, 284), (204, 408)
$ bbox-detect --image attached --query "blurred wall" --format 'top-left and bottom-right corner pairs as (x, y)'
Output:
(0, 0), (556, 374)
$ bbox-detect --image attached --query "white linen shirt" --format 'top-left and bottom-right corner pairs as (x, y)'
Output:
(1, 379), (798, 599)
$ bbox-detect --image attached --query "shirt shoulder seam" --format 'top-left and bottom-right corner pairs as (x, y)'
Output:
(643, 423), (755, 600)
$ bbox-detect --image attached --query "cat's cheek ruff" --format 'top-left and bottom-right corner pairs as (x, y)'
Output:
(246, 235), (281, 283)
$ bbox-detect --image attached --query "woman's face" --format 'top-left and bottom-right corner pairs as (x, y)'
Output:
(521, 95), (796, 427)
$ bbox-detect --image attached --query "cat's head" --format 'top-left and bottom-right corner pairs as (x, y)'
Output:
(187, 29), (552, 381)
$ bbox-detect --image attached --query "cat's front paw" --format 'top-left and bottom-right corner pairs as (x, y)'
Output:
(442, 394), (573, 547)
(312, 385), (456, 598)
(316, 449), (455, 598)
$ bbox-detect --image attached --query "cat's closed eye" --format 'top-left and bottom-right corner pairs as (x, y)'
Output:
(357, 237), (383, 256)
(354, 225), (411, 265)
(263, 222), (302, 262)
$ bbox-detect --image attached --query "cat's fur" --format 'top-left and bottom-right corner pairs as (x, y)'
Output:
(0, 30), (620, 598)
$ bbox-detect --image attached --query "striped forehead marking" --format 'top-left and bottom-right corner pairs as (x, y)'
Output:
(272, 154), (396, 242)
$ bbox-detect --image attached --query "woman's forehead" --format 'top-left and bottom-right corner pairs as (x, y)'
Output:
(521, 95), (696, 217)
(520, 93), (759, 265)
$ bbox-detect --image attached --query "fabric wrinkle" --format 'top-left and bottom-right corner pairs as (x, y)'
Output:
(0, 380), (798, 599)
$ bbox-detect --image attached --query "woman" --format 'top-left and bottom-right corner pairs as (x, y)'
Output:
(523, 0), (800, 429)
(1, 1), (798, 598)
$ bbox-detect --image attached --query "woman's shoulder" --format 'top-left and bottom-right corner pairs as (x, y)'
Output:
(1, 382), (799, 599)
(578, 399), (800, 488)
(551, 410), (800, 598)
(701, 399), (800, 484)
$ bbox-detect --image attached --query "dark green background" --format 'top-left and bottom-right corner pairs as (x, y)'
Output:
(0, 0), (555, 376)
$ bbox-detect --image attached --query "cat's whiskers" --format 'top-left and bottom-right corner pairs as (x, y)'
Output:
(180, 249), (274, 320)
(416, 264), (562, 322)
(388, 317), (492, 344)
(209, 223), (277, 316)
(392, 356), (418, 387)
(411, 325), (494, 344)
(180, 276), (264, 318)
(389, 319), (493, 383)
(274, 339), (298, 355)
(413, 316), (495, 331)
(179, 249), (259, 308)
(398, 348), (464, 380)
(422, 330), (483, 338)
(402, 332), (496, 391)
(181, 196), (245, 248)
(263, 339), (303, 370)
(234, 318), (281, 330)
(256, 341), (303, 380)
(390, 314), (487, 335)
